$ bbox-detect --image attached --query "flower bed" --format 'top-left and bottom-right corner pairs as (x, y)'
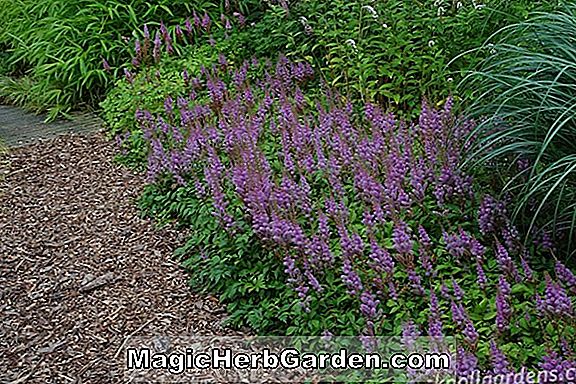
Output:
(106, 34), (575, 376)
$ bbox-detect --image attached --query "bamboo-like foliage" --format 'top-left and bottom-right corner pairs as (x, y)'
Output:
(0, 0), (253, 119)
(460, 3), (576, 256)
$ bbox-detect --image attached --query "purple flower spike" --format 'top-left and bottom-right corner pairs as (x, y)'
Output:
(164, 96), (174, 116)
(540, 274), (573, 318)
(233, 12), (246, 27)
(402, 320), (421, 350)
(341, 259), (363, 296)
(392, 220), (413, 255)
(539, 350), (576, 383)
(462, 320), (479, 345)
(369, 240), (394, 275)
(134, 39), (142, 58)
(153, 31), (162, 62)
(443, 230), (466, 259)
(521, 253), (534, 281)
(388, 280), (398, 300)
(440, 283), (451, 300)
(360, 290), (380, 319)
(478, 195), (497, 235)
(428, 315), (443, 341)
(495, 288), (512, 332)
(555, 261), (576, 289)
(451, 300), (466, 326)
(123, 68), (134, 83)
(185, 18), (193, 35)
(476, 261), (487, 290)
(418, 226), (432, 249)
(452, 279), (464, 301)
(456, 347), (478, 377)
(201, 12), (211, 31)
(490, 341), (511, 375)
(408, 268), (425, 295)
(102, 58), (111, 72)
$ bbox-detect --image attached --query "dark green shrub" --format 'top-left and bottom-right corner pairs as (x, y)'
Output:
(241, 0), (560, 117)
(138, 182), (360, 335)
(100, 1), (576, 375)
(108, 42), (576, 373)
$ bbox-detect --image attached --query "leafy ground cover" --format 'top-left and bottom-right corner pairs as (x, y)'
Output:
(100, 12), (575, 377)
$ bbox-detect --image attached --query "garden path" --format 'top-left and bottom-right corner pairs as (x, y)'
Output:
(0, 105), (102, 148)
(0, 109), (238, 383)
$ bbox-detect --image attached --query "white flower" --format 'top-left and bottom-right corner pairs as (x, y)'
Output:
(472, 0), (485, 10)
(447, 77), (453, 82)
(299, 16), (311, 31)
(382, 23), (389, 29)
(345, 39), (358, 49)
(362, 5), (378, 19)
(428, 40), (435, 47)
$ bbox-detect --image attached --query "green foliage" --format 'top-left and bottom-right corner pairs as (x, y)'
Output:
(111, 46), (576, 369)
(243, 0), (560, 117)
(461, 3), (576, 257)
(97, 0), (575, 369)
(101, 35), (258, 166)
(138, 182), (361, 335)
(0, 0), (260, 118)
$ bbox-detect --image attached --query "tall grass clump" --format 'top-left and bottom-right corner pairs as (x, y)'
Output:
(461, 4), (576, 257)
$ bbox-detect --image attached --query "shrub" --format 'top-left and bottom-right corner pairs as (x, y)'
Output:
(109, 42), (576, 376)
(241, 0), (560, 117)
(460, 3), (576, 257)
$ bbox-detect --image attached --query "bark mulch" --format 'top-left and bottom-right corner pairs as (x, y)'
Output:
(0, 133), (241, 383)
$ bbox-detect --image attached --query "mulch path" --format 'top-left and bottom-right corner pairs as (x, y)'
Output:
(0, 133), (240, 383)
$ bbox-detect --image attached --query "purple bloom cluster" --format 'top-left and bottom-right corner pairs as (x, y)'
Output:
(127, 13), (246, 68)
(495, 275), (512, 332)
(122, 45), (576, 374)
(456, 347), (478, 377)
(556, 261), (576, 290)
(538, 274), (573, 318)
(490, 341), (511, 375)
(538, 350), (576, 384)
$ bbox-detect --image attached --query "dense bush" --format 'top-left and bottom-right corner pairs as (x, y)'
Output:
(240, 0), (561, 116)
(106, 37), (576, 377)
(461, 3), (576, 257)
(0, 0), (265, 119)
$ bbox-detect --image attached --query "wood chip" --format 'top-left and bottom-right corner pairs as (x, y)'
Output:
(0, 133), (242, 383)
